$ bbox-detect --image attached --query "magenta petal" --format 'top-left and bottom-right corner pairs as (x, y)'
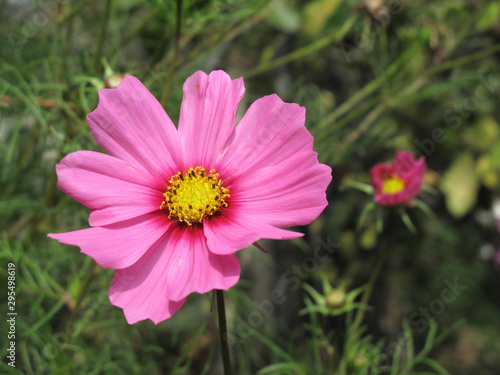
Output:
(370, 163), (394, 194)
(394, 151), (420, 178)
(204, 207), (303, 255)
(55, 150), (163, 226)
(163, 226), (240, 301)
(178, 70), (244, 168)
(87, 75), (182, 177)
(230, 152), (331, 228)
(48, 212), (171, 270)
(217, 94), (311, 179)
(217, 94), (331, 228)
(110, 266), (186, 325)
(108, 230), (186, 324)
(374, 192), (404, 206)
(88, 206), (159, 227)
(108, 226), (240, 322)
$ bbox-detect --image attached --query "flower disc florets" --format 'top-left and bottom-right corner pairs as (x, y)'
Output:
(161, 166), (230, 225)
(381, 175), (405, 194)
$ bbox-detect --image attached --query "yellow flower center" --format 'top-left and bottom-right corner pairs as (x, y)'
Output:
(381, 175), (405, 194)
(161, 166), (230, 226)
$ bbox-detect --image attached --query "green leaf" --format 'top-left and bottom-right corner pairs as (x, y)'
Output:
(357, 201), (376, 232)
(267, 0), (301, 33)
(400, 209), (417, 234)
(360, 226), (378, 249)
(413, 198), (437, 220)
(421, 358), (450, 375)
(440, 152), (479, 218)
(257, 362), (308, 374)
(478, 140), (500, 188)
(476, 2), (500, 32)
(343, 179), (374, 195)
(462, 116), (500, 151)
(476, 154), (499, 189)
(303, 0), (342, 36)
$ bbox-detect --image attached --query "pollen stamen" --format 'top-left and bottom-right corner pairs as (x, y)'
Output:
(161, 167), (230, 226)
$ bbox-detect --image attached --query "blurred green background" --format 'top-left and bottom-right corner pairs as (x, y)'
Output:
(1, 0), (500, 374)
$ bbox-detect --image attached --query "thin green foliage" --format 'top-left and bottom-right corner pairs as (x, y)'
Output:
(1, 0), (499, 373)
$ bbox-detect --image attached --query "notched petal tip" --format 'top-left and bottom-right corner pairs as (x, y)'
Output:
(179, 70), (246, 167)
(183, 70), (208, 97)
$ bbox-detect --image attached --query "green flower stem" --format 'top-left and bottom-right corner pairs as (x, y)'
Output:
(160, 0), (183, 107)
(340, 250), (388, 372)
(93, 0), (113, 72)
(331, 100), (388, 161)
(350, 246), (390, 343)
(243, 16), (356, 80)
(74, 260), (97, 312)
(316, 42), (422, 134)
(57, 0), (95, 25)
(61, 15), (75, 76)
(308, 308), (323, 374)
(216, 290), (232, 375)
(110, 7), (161, 57)
(422, 42), (500, 79)
(146, 0), (270, 88)
(42, 158), (61, 209)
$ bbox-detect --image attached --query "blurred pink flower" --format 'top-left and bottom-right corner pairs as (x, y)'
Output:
(48, 71), (331, 324)
(370, 151), (426, 206)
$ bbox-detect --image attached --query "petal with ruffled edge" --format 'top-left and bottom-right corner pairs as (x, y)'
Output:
(370, 163), (394, 195)
(55, 151), (164, 226)
(214, 94), (331, 231)
(87, 75), (182, 178)
(394, 151), (425, 179)
(48, 212), (172, 270)
(218, 94), (313, 177)
(110, 260), (186, 324)
(231, 160), (331, 228)
(396, 152), (426, 196)
(178, 70), (244, 168)
(204, 206), (303, 255)
(109, 225), (240, 323)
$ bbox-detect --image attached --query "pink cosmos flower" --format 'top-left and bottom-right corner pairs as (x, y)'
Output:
(48, 71), (331, 324)
(370, 151), (426, 206)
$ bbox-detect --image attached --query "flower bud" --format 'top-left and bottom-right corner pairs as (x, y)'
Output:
(326, 289), (346, 307)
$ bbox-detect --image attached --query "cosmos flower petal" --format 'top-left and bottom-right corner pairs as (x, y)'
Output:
(163, 226), (240, 301)
(232, 157), (331, 227)
(87, 75), (182, 177)
(109, 261), (186, 324)
(370, 163), (393, 195)
(48, 212), (172, 269)
(396, 151), (426, 183)
(216, 94), (331, 228)
(88, 206), (160, 227)
(217, 94), (314, 181)
(204, 207), (303, 255)
(55, 151), (163, 225)
(108, 226), (239, 322)
(178, 70), (245, 167)
(108, 230), (185, 324)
